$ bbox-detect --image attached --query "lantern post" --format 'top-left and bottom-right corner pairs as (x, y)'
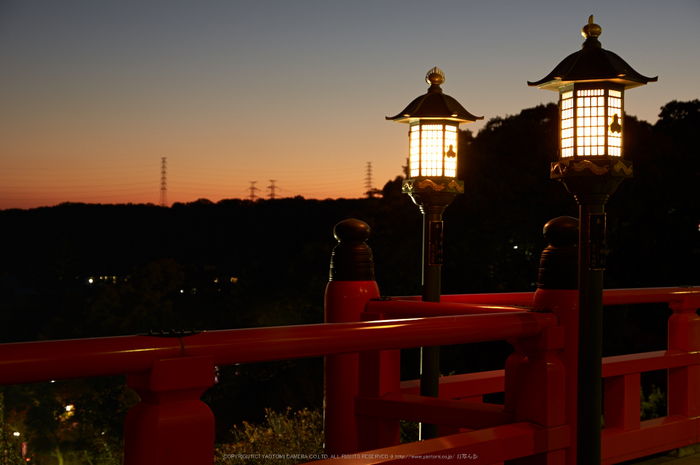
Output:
(387, 67), (482, 440)
(528, 16), (656, 464)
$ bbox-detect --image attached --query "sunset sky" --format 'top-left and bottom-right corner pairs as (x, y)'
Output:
(1, 1), (698, 210)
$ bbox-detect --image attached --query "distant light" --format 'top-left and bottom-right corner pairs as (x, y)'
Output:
(13, 431), (19, 437)
(65, 405), (74, 412)
(88, 278), (94, 284)
(513, 245), (519, 249)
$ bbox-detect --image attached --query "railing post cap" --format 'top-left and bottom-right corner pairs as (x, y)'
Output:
(329, 219), (375, 282)
(543, 216), (579, 248)
(333, 218), (371, 243)
(538, 216), (579, 290)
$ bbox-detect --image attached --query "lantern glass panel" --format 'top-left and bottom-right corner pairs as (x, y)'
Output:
(444, 125), (458, 178)
(408, 122), (460, 178)
(576, 89), (606, 157)
(421, 124), (443, 177)
(561, 91), (575, 158)
(608, 89), (623, 156)
(410, 125), (420, 178)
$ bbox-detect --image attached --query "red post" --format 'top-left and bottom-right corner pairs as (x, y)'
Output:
(124, 355), (215, 465)
(324, 219), (380, 455)
(507, 217), (578, 464)
(667, 291), (700, 418)
(513, 326), (567, 425)
(357, 311), (401, 451)
(504, 342), (527, 414)
(509, 326), (567, 464)
(604, 373), (641, 431)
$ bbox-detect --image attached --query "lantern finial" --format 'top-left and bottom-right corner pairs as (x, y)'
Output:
(582, 15), (602, 40)
(426, 67), (445, 86)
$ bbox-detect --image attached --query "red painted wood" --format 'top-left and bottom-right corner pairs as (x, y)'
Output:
(0, 335), (181, 385)
(504, 344), (527, 415)
(533, 288), (579, 465)
(601, 415), (698, 464)
(400, 370), (505, 398)
(312, 423), (569, 464)
(185, 311), (558, 366)
(324, 280), (381, 455)
(393, 291), (535, 306)
(512, 326), (566, 428)
(357, 311), (401, 451)
(602, 287), (700, 306)
(604, 373), (641, 432)
(668, 292), (700, 419)
(123, 356), (215, 465)
(0, 311), (557, 387)
(394, 286), (699, 308)
(602, 350), (697, 377)
(364, 299), (529, 318)
(0, 286), (697, 464)
(355, 392), (515, 430)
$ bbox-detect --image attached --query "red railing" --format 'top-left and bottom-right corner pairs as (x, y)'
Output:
(0, 286), (697, 464)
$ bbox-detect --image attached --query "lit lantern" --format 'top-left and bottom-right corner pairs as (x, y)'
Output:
(528, 16), (657, 465)
(387, 67), (482, 196)
(528, 16), (656, 179)
(386, 68), (482, 441)
(386, 68), (484, 440)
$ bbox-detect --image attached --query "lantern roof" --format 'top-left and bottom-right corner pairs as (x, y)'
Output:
(386, 67), (483, 124)
(528, 16), (657, 91)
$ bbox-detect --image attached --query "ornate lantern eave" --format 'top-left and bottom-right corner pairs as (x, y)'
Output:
(528, 17), (657, 92)
(527, 51), (658, 92)
(386, 87), (483, 124)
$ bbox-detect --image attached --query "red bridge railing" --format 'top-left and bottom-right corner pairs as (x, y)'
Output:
(0, 286), (696, 464)
(0, 216), (697, 464)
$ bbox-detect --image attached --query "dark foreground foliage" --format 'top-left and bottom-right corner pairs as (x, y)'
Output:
(215, 408), (323, 465)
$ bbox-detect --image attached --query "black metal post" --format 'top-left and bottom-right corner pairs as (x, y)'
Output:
(418, 203), (446, 440)
(576, 196), (607, 464)
(554, 164), (628, 465)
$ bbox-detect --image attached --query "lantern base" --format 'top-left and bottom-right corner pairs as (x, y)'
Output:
(551, 159), (632, 180)
(402, 178), (464, 194)
(551, 159), (632, 201)
(402, 178), (462, 209)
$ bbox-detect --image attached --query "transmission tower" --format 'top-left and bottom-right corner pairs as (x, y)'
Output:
(248, 181), (260, 201)
(267, 180), (278, 199)
(159, 157), (167, 207)
(365, 161), (374, 197)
